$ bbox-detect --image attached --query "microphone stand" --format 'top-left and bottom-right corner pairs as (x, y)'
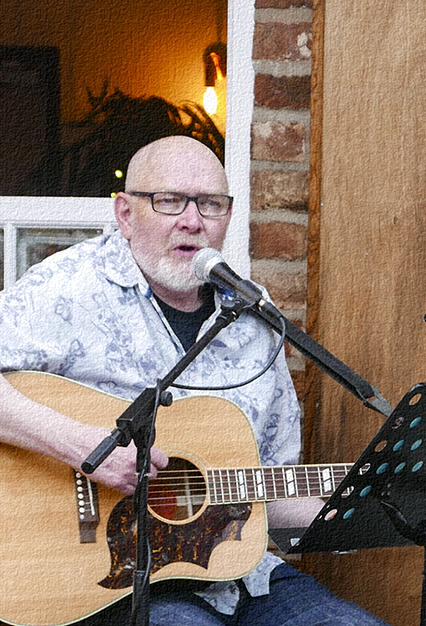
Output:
(82, 297), (249, 626)
(192, 251), (393, 418)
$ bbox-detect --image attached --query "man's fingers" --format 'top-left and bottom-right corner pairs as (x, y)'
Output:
(150, 446), (168, 469)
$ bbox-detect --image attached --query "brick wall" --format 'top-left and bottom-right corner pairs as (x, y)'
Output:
(250, 0), (312, 412)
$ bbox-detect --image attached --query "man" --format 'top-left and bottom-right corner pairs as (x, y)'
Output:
(0, 137), (388, 625)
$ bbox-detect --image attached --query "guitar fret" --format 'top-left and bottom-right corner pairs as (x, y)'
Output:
(221, 469), (231, 502)
(248, 469), (256, 500)
(226, 469), (233, 502)
(281, 467), (288, 498)
(208, 470), (218, 504)
(294, 467), (307, 497)
(284, 467), (297, 497)
(321, 466), (333, 495)
(254, 468), (264, 500)
(267, 467), (277, 500)
(272, 468), (278, 499)
(243, 469), (249, 501)
(292, 467), (299, 497)
(264, 468), (275, 500)
(305, 466), (311, 497)
(316, 467), (325, 496)
(230, 470), (239, 502)
(245, 469), (255, 501)
(331, 466), (337, 492)
(273, 467), (286, 499)
(237, 469), (247, 501)
(218, 470), (225, 504)
(316, 465), (324, 496)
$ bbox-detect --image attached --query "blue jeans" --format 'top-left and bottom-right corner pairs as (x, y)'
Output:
(78, 563), (389, 626)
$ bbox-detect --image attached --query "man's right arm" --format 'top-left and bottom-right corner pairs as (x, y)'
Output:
(0, 373), (168, 495)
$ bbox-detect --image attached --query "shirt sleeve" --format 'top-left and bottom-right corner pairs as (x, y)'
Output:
(0, 260), (77, 374)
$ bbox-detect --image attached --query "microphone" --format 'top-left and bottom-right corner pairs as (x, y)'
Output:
(192, 248), (285, 330)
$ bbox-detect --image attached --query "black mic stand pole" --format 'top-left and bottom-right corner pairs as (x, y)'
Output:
(82, 297), (249, 626)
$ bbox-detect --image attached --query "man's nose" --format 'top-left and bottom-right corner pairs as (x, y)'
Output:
(176, 200), (203, 230)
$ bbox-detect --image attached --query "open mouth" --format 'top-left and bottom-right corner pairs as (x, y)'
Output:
(175, 245), (200, 254)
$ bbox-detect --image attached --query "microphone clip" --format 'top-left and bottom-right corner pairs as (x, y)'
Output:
(217, 295), (248, 324)
(216, 284), (261, 312)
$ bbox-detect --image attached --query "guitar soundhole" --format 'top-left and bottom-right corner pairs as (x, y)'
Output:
(148, 456), (206, 522)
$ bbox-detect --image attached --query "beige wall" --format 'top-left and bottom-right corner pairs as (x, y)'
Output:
(306, 1), (426, 624)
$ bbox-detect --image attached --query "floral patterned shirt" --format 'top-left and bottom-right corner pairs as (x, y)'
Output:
(0, 231), (301, 614)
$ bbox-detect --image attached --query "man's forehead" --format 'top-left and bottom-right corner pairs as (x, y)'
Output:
(126, 137), (227, 193)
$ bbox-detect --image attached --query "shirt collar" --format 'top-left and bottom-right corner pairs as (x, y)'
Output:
(100, 231), (225, 310)
(101, 231), (150, 294)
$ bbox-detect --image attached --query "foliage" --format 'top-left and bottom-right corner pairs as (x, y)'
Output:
(21, 82), (225, 197)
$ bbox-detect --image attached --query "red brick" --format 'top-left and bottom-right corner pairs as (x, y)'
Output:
(251, 263), (307, 309)
(251, 170), (309, 212)
(253, 23), (312, 62)
(251, 121), (306, 162)
(255, 74), (311, 110)
(250, 221), (307, 260)
(256, 0), (312, 7)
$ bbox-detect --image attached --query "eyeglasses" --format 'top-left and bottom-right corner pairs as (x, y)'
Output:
(128, 191), (233, 218)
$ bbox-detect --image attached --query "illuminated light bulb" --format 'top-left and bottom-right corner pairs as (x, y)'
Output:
(203, 87), (218, 115)
(115, 169), (123, 178)
(111, 192), (117, 198)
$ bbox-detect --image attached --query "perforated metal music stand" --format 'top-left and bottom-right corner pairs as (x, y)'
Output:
(271, 383), (426, 625)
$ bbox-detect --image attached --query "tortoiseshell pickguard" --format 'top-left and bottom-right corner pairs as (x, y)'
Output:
(98, 497), (252, 589)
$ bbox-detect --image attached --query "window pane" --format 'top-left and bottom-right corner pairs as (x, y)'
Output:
(17, 228), (101, 279)
(0, 2), (227, 197)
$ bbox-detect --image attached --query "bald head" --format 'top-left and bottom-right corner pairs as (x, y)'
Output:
(114, 135), (232, 309)
(125, 136), (228, 196)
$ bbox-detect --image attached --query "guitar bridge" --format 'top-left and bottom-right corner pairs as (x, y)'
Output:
(73, 469), (100, 543)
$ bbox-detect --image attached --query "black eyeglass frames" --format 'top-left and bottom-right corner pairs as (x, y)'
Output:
(128, 191), (233, 218)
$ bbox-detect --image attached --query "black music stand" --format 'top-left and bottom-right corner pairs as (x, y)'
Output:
(271, 382), (426, 625)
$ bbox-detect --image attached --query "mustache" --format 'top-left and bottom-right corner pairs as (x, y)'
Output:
(169, 237), (210, 250)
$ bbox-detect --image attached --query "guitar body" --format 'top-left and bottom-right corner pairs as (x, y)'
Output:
(0, 372), (267, 626)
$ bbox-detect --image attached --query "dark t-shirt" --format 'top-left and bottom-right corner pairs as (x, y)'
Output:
(153, 286), (216, 351)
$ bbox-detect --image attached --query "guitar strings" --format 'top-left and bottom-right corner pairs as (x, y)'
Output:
(146, 466), (353, 505)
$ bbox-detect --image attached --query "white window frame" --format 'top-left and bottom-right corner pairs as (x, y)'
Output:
(0, 0), (255, 288)
(0, 197), (116, 289)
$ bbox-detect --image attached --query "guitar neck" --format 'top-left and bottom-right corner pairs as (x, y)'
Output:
(207, 463), (353, 505)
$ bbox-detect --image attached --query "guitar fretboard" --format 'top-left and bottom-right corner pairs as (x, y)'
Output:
(207, 464), (353, 505)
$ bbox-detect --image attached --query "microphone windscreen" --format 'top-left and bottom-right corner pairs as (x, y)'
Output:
(192, 248), (223, 282)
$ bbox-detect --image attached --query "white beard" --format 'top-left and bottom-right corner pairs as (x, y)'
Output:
(135, 249), (204, 293)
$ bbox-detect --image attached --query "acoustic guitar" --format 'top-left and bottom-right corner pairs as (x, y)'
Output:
(0, 371), (352, 626)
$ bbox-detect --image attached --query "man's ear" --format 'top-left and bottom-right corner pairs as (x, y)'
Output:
(114, 192), (133, 240)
